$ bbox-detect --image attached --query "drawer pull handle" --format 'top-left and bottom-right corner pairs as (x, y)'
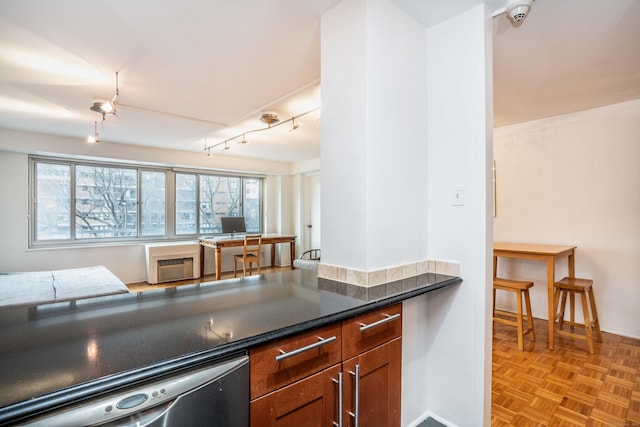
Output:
(359, 313), (400, 332)
(275, 335), (337, 362)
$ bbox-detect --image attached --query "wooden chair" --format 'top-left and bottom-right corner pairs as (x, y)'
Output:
(234, 235), (262, 278)
(493, 278), (536, 351)
(554, 277), (602, 354)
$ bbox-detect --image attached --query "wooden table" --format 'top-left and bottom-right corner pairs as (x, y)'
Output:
(493, 242), (576, 350)
(200, 234), (296, 280)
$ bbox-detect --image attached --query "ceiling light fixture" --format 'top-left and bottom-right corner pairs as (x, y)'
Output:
(260, 112), (280, 127)
(90, 71), (119, 120)
(203, 106), (320, 154)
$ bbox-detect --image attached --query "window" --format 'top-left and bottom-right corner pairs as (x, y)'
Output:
(140, 170), (166, 236)
(175, 173), (196, 235)
(177, 173), (260, 235)
(75, 165), (137, 239)
(35, 162), (71, 240)
(31, 156), (263, 245)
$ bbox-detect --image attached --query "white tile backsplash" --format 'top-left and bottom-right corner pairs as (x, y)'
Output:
(317, 259), (461, 287)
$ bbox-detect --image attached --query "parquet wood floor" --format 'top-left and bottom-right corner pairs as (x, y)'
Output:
(492, 317), (640, 426)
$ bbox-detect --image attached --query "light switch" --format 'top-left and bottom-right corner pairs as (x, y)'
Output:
(451, 186), (464, 206)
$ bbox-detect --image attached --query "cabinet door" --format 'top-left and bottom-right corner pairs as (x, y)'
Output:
(250, 364), (342, 427)
(342, 337), (402, 427)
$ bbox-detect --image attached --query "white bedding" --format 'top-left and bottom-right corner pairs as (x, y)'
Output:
(0, 266), (129, 308)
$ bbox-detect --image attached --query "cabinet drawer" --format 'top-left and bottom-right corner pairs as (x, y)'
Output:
(250, 322), (342, 399)
(342, 303), (402, 360)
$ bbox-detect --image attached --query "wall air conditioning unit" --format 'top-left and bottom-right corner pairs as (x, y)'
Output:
(157, 258), (194, 283)
(145, 242), (200, 284)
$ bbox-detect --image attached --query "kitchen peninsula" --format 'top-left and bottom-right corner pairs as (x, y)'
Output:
(0, 269), (460, 425)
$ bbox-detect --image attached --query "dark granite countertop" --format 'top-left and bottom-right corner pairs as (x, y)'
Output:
(0, 269), (460, 425)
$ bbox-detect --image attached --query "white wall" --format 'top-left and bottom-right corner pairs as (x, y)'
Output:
(264, 174), (296, 266)
(494, 100), (640, 339)
(291, 160), (322, 253)
(0, 128), (302, 282)
(424, 5), (493, 427)
(295, 172), (321, 253)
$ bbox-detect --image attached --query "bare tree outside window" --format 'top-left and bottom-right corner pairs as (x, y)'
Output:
(199, 175), (241, 234)
(75, 165), (137, 238)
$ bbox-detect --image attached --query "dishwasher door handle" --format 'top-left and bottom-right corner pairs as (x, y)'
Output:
(107, 400), (175, 427)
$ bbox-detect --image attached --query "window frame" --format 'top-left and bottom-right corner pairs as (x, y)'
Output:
(29, 155), (264, 247)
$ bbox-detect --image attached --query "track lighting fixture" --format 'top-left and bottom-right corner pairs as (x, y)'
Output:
(87, 120), (100, 143)
(289, 117), (301, 132)
(84, 71), (319, 150)
(203, 106), (319, 155)
(260, 112), (280, 126)
(86, 70), (229, 145)
(90, 71), (119, 120)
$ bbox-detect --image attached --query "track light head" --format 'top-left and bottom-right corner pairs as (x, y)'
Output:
(87, 121), (100, 143)
(90, 101), (115, 114)
(290, 118), (301, 132)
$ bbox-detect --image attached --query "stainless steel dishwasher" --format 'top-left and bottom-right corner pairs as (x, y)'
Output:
(23, 354), (249, 427)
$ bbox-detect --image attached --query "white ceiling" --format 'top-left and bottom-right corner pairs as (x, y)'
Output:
(0, 0), (638, 163)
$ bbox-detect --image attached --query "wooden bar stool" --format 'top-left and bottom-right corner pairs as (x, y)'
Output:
(554, 277), (602, 354)
(493, 278), (536, 351)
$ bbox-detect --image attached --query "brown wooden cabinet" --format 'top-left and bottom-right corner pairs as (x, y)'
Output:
(342, 338), (401, 427)
(250, 304), (402, 427)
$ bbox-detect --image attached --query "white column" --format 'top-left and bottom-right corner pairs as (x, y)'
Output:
(321, 0), (428, 274)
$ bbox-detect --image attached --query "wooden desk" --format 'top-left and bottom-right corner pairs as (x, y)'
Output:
(493, 242), (576, 350)
(200, 234), (297, 280)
